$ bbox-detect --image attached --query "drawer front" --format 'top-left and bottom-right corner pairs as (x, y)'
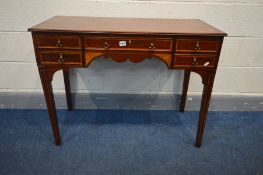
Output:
(85, 38), (172, 51)
(37, 36), (81, 49)
(173, 55), (216, 68)
(176, 39), (219, 53)
(39, 51), (82, 65)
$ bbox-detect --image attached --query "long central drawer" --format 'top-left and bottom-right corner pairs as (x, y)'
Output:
(85, 37), (172, 51)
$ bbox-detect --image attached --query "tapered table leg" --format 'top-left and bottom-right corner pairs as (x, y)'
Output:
(63, 69), (72, 111)
(179, 70), (191, 112)
(195, 72), (215, 147)
(38, 68), (61, 145)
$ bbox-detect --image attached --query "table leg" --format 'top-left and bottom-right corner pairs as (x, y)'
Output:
(179, 70), (191, 112)
(38, 67), (61, 145)
(195, 71), (215, 147)
(63, 69), (72, 111)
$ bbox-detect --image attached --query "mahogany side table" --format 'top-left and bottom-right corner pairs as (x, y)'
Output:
(28, 16), (227, 147)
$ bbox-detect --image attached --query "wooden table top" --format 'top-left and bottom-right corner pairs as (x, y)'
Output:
(28, 16), (226, 36)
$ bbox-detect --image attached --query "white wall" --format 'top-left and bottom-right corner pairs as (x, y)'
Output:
(0, 0), (263, 95)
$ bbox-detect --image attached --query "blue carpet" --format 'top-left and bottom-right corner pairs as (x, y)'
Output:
(0, 109), (262, 175)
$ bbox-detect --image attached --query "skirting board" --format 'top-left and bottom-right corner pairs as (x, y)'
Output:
(0, 93), (263, 111)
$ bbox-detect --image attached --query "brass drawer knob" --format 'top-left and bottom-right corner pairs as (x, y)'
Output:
(192, 57), (197, 65)
(194, 41), (201, 50)
(104, 42), (110, 49)
(58, 54), (64, 64)
(149, 43), (155, 49)
(56, 40), (63, 47)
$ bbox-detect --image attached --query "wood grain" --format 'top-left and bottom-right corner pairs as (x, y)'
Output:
(29, 16), (226, 147)
(28, 16), (227, 36)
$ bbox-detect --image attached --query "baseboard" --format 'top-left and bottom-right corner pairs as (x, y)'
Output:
(0, 93), (262, 111)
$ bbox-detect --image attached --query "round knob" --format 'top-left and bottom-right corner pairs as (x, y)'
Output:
(56, 40), (63, 48)
(58, 54), (64, 64)
(104, 42), (110, 49)
(149, 43), (155, 49)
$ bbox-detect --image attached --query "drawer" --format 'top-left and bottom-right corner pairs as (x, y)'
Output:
(176, 39), (219, 53)
(173, 55), (216, 68)
(37, 36), (81, 49)
(39, 51), (82, 65)
(85, 37), (172, 51)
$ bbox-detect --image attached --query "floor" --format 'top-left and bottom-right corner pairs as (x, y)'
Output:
(0, 109), (262, 175)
